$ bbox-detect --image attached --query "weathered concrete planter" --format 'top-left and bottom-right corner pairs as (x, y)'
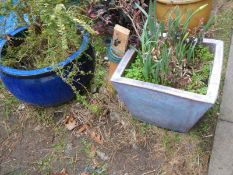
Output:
(111, 39), (223, 132)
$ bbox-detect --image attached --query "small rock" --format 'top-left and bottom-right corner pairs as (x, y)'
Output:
(99, 86), (107, 94)
(0, 94), (4, 99)
(91, 85), (97, 94)
(96, 150), (109, 161)
(116, 95), (124, 105)
(132, 143), (139, 150)
(33, 125), (42, 132)
(109, 111), (121, 121)
(65, 143), (73, 155)
(17, 104), (25, 111)
(53, 111), (64, 122)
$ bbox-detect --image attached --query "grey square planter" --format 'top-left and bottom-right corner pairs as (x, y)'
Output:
(111, 39), (224, 132)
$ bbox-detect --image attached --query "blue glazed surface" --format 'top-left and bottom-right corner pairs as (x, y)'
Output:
(0, 27), (95, 106)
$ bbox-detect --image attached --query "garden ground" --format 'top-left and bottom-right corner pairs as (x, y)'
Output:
(0, 0), (233, 174)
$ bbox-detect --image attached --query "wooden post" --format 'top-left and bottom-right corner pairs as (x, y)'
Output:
(108, 25), (130, 80)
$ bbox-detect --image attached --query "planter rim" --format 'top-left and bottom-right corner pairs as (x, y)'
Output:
(157, 0), (206, 5)
(111, 38), (224, 104)
(0, 26), (90, 77)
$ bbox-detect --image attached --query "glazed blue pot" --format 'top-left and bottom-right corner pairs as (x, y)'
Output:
(0, 26), (95, 106)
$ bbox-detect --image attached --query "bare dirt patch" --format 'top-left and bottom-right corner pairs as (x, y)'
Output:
(0, 85), (212, 175)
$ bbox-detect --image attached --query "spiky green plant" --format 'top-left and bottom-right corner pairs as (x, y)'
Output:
(125, 0), (215, 94)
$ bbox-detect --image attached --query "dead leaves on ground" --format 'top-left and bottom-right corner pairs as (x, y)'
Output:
(63, 114), (104, 145)
(78, 124), (90, 133)
(80, 173), (90, 175)
(63, 114), (91, 132)
(64, 115), (78, 131)
(51, 168), (68, 175)
(90, 131), (103, 144)
(50, 169), (92, 175)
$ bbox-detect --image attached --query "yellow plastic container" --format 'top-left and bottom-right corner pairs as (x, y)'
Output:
(156, 0), (212, 29)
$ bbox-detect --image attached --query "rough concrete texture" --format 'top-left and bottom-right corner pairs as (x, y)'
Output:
(208, 121), (233, 175)
(220, 35), (233, 122)
(208, 35), (233, 175)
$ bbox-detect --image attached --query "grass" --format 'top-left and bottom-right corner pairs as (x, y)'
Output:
(187, 5), (233, 169)
(215, 8), (233, 61)
(92, 36), (108, 90)
(52, 140), (66, 153)
(36, 136), (67, 174)
(34, 108), (55, 126)
(80, 138), (93, 157)
(0, 83), (20, 119)
(191, 6), (233, 137)
(36, 154), (54, 174)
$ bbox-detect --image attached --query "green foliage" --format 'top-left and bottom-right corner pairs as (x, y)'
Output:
(81, 138), (92, 156)
(0, 82), (20, 118)
(125, 42), (213, 94)
(186, 46), (213, 94)
(162, 132), (181, 153)
(124, 56), (144, 81)
(37, 154), (53, 175)
(94, 69), (105, 88)
(0, 1), (99, 108)
(0, 1), (94, 69)
(125, 1), (215, 94)
(195, 45), (214, 61)
(186, 71), (208, 94)
(52, 140), (65, 153)
(92, 37), (107, 89)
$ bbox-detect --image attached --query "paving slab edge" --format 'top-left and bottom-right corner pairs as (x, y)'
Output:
(208, 34), (233, 175)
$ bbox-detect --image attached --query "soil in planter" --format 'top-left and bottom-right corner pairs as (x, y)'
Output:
(124, 45), (214, 95)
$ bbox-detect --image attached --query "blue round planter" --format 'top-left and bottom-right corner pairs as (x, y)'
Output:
(0, 26), (95, 106)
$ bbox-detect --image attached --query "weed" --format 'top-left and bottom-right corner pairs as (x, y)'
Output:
(91, 167), (108, 175)
(52, 140), (65, 153)
(36, 154), (53, 175)
(94, 69), (106, 89)
(83, 163), (108, 175)
(34, 108), (55, 126)
(195, 45), (214, 61)
(139, 122), (153, 135)
(92, 36), (107, 89)
(162, 132), (181, 154)
(81, 138), (93, 158)
(124, 56), (144, 81)
(0, 86), (20, 119)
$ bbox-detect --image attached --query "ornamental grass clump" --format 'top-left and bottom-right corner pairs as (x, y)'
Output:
(0, 0), (94, 70)
(125, 1), (215, 94)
